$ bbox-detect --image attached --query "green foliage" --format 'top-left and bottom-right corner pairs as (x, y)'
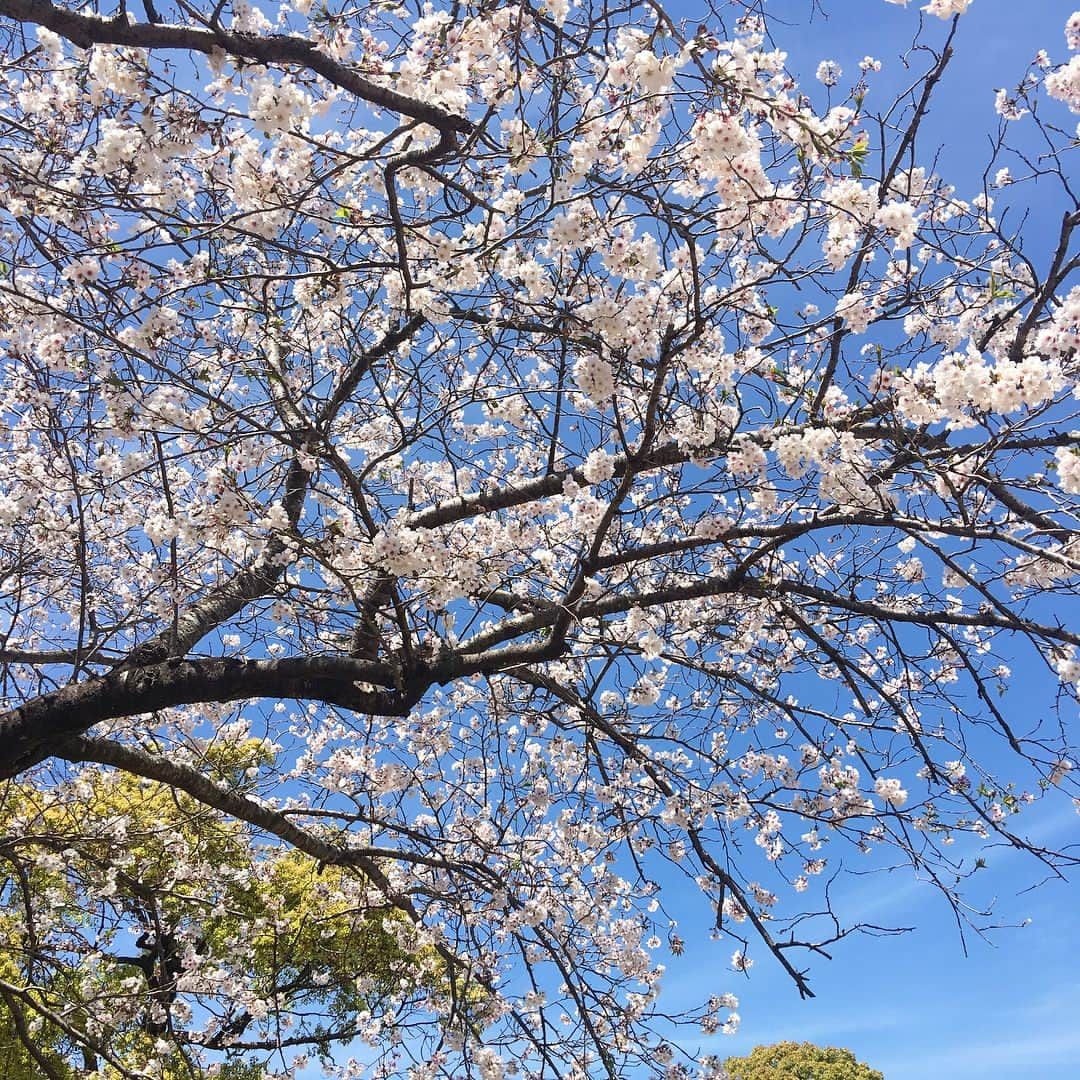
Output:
(724, 1041), (885, 1080)
(0, 988), (76, 1080)
(0, 740), (437, 1076)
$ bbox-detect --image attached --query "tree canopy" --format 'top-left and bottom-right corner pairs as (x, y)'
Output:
(0, 739), (438, 1079)
(0, 0), (1077, 1076)
(724, 1042), (884, 1080)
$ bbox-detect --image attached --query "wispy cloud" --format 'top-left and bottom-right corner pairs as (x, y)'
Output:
(880, 978), (1080, 1079)
(881, 1028), (1080, 1079)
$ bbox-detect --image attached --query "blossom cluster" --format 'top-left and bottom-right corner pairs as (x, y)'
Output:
(0, 3), (1077, 1079)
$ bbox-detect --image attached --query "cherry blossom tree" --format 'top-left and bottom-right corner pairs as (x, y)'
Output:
(0, 0), (1077, 1076)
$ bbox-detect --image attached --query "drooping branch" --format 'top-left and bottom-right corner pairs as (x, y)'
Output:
(57, 733), (409, 908)
(0, 0), (473, 134)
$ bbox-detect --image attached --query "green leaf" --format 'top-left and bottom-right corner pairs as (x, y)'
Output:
(849, 136), (870, 178)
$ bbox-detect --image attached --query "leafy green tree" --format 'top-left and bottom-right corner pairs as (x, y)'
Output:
(725, 1041), (885, 1080)
(0, 739), (443, 1078)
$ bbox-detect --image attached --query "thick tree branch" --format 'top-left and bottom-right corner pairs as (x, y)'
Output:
(0, 655), (399, 778)
(0, 0), (472, 134)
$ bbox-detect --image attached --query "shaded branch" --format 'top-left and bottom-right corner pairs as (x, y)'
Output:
(0, 0), (472, 134)
(0, 655), (399, 778)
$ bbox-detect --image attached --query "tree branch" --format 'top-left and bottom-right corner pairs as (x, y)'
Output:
(0, 0), (472, 134)
(0, 655), (399, 778)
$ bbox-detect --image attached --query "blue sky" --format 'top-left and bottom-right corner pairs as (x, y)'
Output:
(657, 3), (1080, 1076)
(676, 799), (1080, 1078)
(274, 3), (1077, 1076)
